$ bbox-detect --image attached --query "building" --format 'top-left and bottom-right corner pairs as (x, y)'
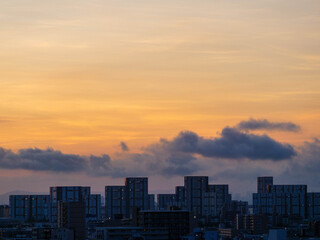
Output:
(58, 201), (86, 240)
(105, 177), (151, 219)
(95, 226), (169, 240)
(307, 192), (320, 220)
(135, 210), (193, 240)
(268, 229), (287, 240)
(50, 186), (91, 223)
(148, 194), (155, 210)
(236, 214), (268, 234)
(184, 176), (209, 216)
(175, 186), (186, 209)
(257, 177), (273, 193)
(253, 181), (308, 219)
(204, 185), (231, 216)
(125, 177), (149, 218)
(0, 205), (10, 218)
(88, 194), (101, 220)
(157, 194), (176, 210)
(10, 195), (50, 221)
(184, 176), (231, 217)
(105, 186), (126, 219)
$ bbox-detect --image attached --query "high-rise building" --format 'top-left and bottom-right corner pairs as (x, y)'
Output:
(105, 186), (126, 219)
(307, 192), (320, 220)
(88, 194), (101, 220)
(10, 195), (50, 221)
(253, 178), (308, 219)
(184, 176), (209, 216)
(205, 185), (231, 216)
(50, 186), (90, 223)
(157, 194), (176, 210)
(58, 201), (86, 240)
(105, 177), (150, 219)
(175, 186), (186, 209)
(125, 177), (149, 218)
(148, 194), (155, 210)
(257, 177), (273, 193)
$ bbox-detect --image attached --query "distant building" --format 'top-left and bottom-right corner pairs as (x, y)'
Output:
(204, 184), (231, 216)
(236, 214), (268, 234)
(175, 186), (186, 209)
(307, 192), (320, 220)
(157, 194), (176, 210)
(0, 205), (10, 218)
(148, 194), (155, 210)
(58, 201), (86, 240)
(95, 226), (168, 240)
(253, 181), (308, 219)
(105, 186), (126, 219)
(268, 229), (287, 240)
(10, 195), (50, 221)
(184, 176), (209, 216)
(257, 177), (273, 193)
(184, 176), (231, 217)
(88, 194), (101, 220)
(105, 177), (152, 219)
(125, 177), (149, 218)
(50, 186), (100, 223)
(135, 209), (193, 239)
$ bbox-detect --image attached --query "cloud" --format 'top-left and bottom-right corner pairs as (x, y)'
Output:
(166, 127), (296, 160)
(0, 121), (300, 178)
(120, 142), (129, 151)
(0, 147), (86, 172)
(237, 118), (301, 132)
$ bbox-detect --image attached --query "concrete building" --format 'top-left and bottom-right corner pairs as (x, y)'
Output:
(105, 177), (151, 219)
(0, 205), (10, 218)
(125, 177), (149, 218)
(105, 186), (126, 219)
(135, 210), (193, 240)
(268, 229), (287, 240)
(307, 192), (320, 220)
(184, 176), (209, 216)
(236, 214), (268, 234)
(148, 194), (155, 210)
(175, 186), (186, 209)
(95, 226), (169, 240)
(257, 177), (273, 193)
(204, 185), (231, 216)
(10, 195), (50, 221)
(88, 194), (101, 220)
(157, 194), (176, 210)
(50, 186), (92, 223)
(58, 201), (86, 240)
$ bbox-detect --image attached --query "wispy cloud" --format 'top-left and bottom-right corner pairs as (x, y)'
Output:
(237, 118), (301, 132)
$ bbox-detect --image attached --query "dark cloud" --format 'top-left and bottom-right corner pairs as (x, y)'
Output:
(0, 147), (86, 172)
(167, 127), (296, 160)
(120, 142), (129, 151)
(0, 121), (300, 178)
(237, 118), (301, 132)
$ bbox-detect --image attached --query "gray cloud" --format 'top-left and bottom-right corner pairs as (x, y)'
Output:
(120, 142), (129, 151)
(166, 127), (296, 160)
(0, 147), (86, 172)
(237, 118), (301, 132)
(0, 122), (301, 178)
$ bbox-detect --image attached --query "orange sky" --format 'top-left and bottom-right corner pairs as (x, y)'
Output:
(0, 0), (319, 156)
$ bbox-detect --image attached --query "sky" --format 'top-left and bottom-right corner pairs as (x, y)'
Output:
(0, 0), (320, 201)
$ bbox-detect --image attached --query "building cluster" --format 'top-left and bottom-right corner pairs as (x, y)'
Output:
(0, 176), (320, 239)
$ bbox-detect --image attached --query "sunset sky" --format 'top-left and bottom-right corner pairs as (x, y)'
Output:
(0, 0), (319, 200)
